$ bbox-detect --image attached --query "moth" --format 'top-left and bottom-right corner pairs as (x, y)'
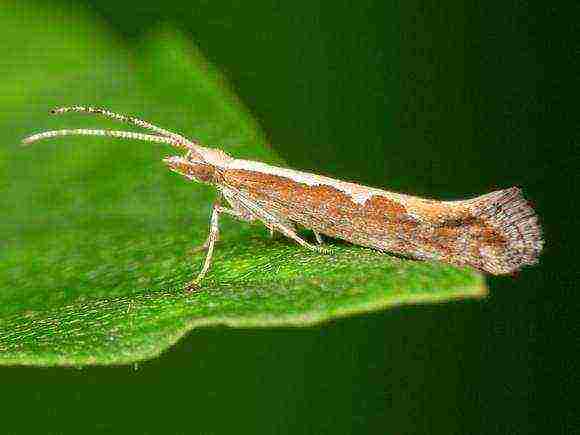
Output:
(23, 106), (543, 288)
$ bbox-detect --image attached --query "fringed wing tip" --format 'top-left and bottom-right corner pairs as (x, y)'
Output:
(470, 187), (543, 273)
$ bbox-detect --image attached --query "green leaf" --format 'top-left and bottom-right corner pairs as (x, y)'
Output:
(0, 9), (485, 366)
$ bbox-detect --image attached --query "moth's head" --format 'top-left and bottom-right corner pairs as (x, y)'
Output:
(163, 155), (218, 184)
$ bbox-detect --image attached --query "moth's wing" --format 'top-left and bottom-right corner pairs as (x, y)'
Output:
(222, 169), (430, 257)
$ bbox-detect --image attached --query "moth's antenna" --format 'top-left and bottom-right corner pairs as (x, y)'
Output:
(49, 106), (198, 149)
(21, 128), (188, 149)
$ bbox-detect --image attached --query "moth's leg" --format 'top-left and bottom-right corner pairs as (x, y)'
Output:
(190, 193), (254, 253)
(267, 219), (332, 255)
(190, 235), (213, 254)
(221, 189), (257, 222)
(267, 220), (295, 240)
(190, 206), (247, 253)
(187, 203), (250, 289)
(313, 230), (324, 245)
(230, 193), (330, 254)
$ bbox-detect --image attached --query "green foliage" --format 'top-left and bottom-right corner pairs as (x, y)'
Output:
(0, 11), (485, 366)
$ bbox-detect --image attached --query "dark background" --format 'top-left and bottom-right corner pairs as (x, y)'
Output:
(3, 1), (578, 434)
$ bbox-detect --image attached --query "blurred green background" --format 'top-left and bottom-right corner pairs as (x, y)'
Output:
(1, 1), (577, 434)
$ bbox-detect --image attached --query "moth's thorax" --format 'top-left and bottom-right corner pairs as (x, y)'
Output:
(163, 155), (221, 184)
(196, 146), (234, 166)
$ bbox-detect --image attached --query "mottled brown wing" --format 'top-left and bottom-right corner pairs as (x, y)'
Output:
(220, 185), (296, 231)
(222, 168), (543, 274)
(222, 168), (430, 259)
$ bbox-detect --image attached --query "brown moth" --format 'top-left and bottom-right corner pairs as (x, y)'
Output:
(22, 106), (543, 288)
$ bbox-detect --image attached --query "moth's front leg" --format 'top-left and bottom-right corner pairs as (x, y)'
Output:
(187, 202), (252, 290)
(189, 206), (244, 253)
(190, 193), (255, 254)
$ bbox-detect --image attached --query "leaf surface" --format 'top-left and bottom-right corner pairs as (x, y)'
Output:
(0, 9), (485, 366)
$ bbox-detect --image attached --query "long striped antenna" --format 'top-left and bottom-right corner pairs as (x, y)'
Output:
(48, 106), (198, 149)
(21, 128), (188, 149)
(20, 107), (232, 165)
